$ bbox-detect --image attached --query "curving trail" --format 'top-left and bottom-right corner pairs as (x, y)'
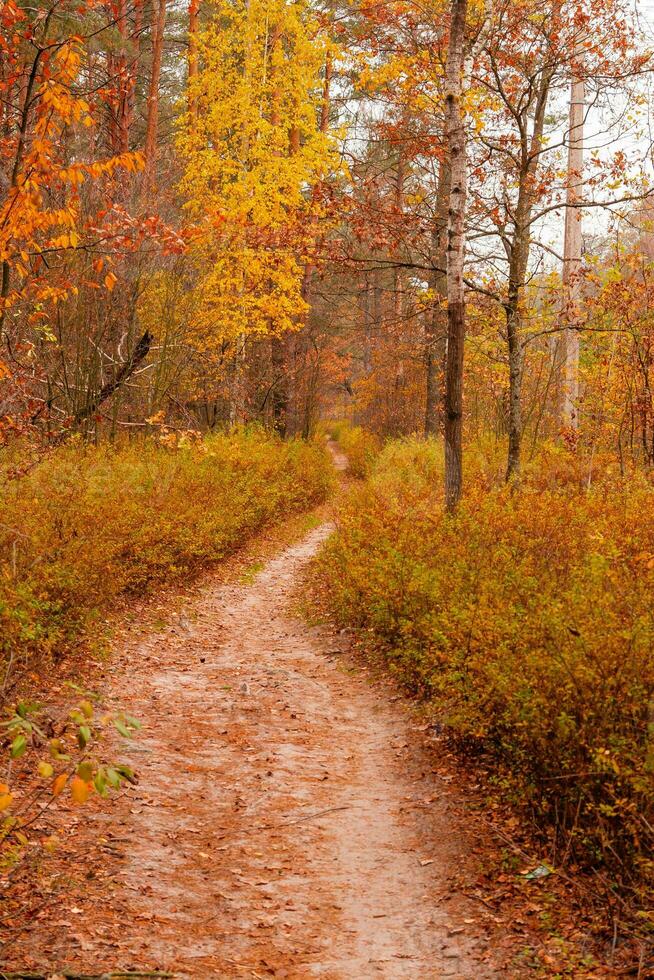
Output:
(4, 451), (501, 978)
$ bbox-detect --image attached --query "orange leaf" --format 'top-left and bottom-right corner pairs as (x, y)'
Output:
(70, 776), (91, 804)
(52, 773), (68, 797)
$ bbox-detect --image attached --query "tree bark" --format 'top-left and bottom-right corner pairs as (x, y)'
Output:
(362, 274), (373, 375)
(443, 0), (468, 512)
(188, 0), (200, 122)
(0, 45), (43, 328)
(116, 0), (130, 155)
(271, 335), (288, 437)
(144, 0), (167, 176)
(562, 68), (584, 430)
(71, 331), (153, 429)
(425, 159), (451, 436)
(504, 68), (552, 482)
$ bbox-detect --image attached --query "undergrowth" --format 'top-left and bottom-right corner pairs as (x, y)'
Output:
(314, 434), (654, 910)
(0, 428), (333, 692)
(323, 419), (381, 478)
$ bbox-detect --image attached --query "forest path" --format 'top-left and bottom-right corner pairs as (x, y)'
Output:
(6, 448), (501, 979)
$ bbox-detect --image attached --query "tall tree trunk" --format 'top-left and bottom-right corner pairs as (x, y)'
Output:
(320, 52), (332, 134)
(0, 45), (43, 331)
(393, 147), (406, 391)
(362, 274), (373, 375)
(116, 0), (130, 155)
(443, 0), (468, 512)
(393, 147), (405, 326)
(562, 68), (584, 430)
(188, 0), (200, 122)
(267, 24), (288, 436)
(505, 293), (524, 481)
(504, 69), (552, 482)
(126, 0), (143, 146)
(271, 335), (288, 436)
(144, 0), (167, 176)
(425, 159), (451, 435)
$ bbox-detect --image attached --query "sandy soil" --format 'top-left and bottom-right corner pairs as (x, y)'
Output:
(2, 453), (504, 978)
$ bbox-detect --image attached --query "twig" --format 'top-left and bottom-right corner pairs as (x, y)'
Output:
(219, 804), (351, 841)
(275, 804), (351, 828)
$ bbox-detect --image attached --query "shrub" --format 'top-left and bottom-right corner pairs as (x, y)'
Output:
(0, 429), (333, 689)
(315, 436), (654, 901)
(325, 420), (381, 478)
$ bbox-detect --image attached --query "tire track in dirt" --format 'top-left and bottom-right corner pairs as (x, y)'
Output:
(4, 496), (502, 977)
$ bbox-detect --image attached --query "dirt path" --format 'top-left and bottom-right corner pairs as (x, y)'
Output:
(4, 470), (503, 977)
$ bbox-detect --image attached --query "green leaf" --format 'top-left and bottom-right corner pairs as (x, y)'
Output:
(77, 725), (91, 749)
(16, 701), (39, 719)
(114, 719), (132, 739)
(10, 734), (27, 759)
(106, 767), (121, 789)
(114, 764), (136, 784)
(80, 700), (94, 719)
(5, 717), (31, 732)
(94, 768), (107, 797)
(77, 760), (93, 782)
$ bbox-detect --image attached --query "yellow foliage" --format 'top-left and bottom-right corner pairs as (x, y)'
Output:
(0, 430), (333, 683)
(316, 436), (654, 898)
(178, 0), (338, 344)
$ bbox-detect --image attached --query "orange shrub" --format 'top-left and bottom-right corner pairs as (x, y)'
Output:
(0, 429), (333, 690)
(316, 437), (654, 900)
(326, 420), (381, 478)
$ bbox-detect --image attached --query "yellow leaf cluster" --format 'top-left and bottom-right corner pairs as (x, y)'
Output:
(178, 0), (338, 344)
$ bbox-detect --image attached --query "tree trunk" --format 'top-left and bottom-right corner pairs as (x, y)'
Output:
(425, 159), (451, 436)
(0, 45), (43, 331)
(127, 0), (143, 146)
(562, 69), (584, 430)
(506, 302), (523, 479)
(117, 0), (130, 155)
(393, 147), (405, 327)
(188, 0), (200, 122)
(271, 336), (288, 437)
(504, 68), (552, 482)
(71, 331), (153, 430)
(144, 0), (167, 176)
(443, 0), (468, 513)
(362, 275), (373, 375)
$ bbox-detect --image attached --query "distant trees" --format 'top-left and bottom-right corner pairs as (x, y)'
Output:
(177, 0), (336, 430)
(1, 0), (654, 480)
(319, 0), (654, 497)
(0, 0), (183, 440)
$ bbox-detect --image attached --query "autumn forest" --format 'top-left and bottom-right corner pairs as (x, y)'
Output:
(2, 0), (654, 976)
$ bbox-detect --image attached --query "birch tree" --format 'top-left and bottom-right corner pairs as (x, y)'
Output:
(561, 62), (585, 429)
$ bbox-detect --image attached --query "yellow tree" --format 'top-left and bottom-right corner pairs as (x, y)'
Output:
(178, 0), (336, 422)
